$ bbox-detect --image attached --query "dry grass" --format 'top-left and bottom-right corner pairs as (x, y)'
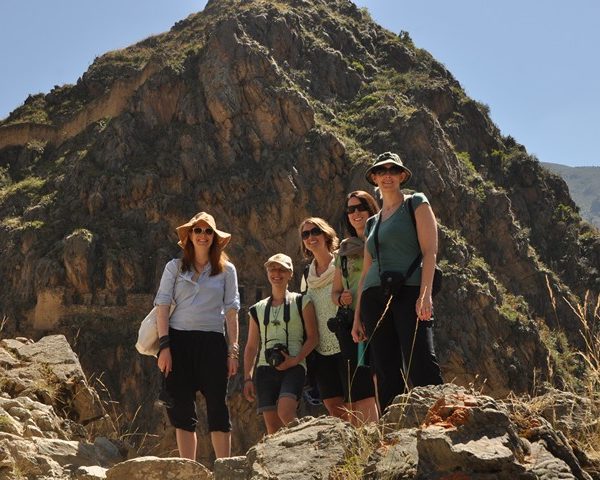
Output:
(565, 291), (600, 457)
(87, 373), (160, 456)
(329, 422), (383, 480)
(525, 284), (600, 459)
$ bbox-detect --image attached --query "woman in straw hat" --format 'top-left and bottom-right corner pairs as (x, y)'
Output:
(155, 212), (240, 460)
(352, 152), (443, 412)
(243, 253), (318, 434)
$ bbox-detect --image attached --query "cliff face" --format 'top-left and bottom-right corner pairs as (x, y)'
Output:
(0, 0), (599, 462)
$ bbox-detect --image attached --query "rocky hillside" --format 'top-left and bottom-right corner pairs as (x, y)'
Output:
(0, 335), (125, 479)
(2, 339), (598, 479)
(542, 162), (600, 229)
(1, 0), (599, 465)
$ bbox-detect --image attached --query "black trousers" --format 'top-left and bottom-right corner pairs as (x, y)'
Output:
(360, 285), (443, 411)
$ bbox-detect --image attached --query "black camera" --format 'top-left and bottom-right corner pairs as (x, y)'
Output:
(264, 343), (289, 367)
(327, 308), (354, 333)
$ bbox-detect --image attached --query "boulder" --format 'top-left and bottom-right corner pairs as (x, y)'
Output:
(106, 456), (212, 480)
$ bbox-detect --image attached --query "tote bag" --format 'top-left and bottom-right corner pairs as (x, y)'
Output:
(136, 261), (179, 356)
(135, 304), (176, 356)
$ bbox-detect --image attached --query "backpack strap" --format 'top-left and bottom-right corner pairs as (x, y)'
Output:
(300, 265), (309, 294)
(405, 196), (423, 279)
(294, 293), (306, 342)
(249, 305), (258, 324)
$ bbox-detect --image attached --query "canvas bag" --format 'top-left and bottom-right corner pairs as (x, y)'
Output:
(135, 261), (180, 356)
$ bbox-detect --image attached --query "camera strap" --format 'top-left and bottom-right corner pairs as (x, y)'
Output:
(263, 292), (291, 350)
(340, 255), (350, 290)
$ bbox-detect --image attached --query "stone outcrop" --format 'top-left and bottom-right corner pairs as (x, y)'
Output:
(106, 457), (212, 480)
(1, 0), (599, 466)
(210, 384), (598, 479)
(0, 335), (124, 479)
(1, 334), (598, 478)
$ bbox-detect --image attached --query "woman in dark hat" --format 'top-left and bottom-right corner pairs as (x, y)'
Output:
(330, 191), (380, 424)
(352, 152), (443, 411)
(155, 211), (240, 460)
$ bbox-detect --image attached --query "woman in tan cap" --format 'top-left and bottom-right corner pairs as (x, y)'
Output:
(243, 253), (318, 434)
(154, 212), (240, 460)
(353, 152), (443, 412)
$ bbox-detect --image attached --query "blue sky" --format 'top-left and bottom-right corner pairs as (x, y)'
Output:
(0, 0), (598, 167)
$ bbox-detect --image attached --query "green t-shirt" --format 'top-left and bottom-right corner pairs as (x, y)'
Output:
(362, 193), (428, 292)
(334, 250), (363, 310)
(251, 292), (310, 369)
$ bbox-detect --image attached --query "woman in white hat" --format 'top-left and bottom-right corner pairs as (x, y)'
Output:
(243, 253), (318, 434)
(155, 212), (240, 460)
(352, 152), (443, 412)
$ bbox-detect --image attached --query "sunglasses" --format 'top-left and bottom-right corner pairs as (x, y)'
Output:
(346, 204), (369, 214)
(372, 165), (403, 176)
(301, 227), (323, 240)
(191, 227), (214, 235)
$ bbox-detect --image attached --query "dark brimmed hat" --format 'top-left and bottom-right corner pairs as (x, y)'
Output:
(365, 152), (412, 186)
(264, 253), (294, 272)
(175, 212), (231, 249)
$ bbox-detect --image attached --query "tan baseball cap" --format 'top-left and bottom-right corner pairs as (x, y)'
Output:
(264, 253), (294, 272)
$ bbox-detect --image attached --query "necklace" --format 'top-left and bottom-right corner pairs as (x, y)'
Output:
(381, 197), (404, 219)
(383, 199), (402, 213)
(271, 304), (283, 326)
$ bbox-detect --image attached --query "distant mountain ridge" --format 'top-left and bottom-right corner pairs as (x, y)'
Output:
(542, 162), (600, 228)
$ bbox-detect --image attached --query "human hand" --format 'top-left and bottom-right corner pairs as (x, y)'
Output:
(157, 348), (172, 377)
(416, 294), (433, 321)
(227, 357), (239, 377)
(243, 379), (255, 402)
(352, 319), (366, 343)
(275, 352), (298, 371)
(339, 289), (353, 307)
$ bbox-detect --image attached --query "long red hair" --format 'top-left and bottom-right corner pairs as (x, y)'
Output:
(181, 232), (228, 276)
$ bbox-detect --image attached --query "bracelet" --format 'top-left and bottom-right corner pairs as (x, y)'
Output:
(158, 335), (170, 351)
(228, 343), (239, 353)
(337, 293), (343, 307)
(228, 352), (239, 360)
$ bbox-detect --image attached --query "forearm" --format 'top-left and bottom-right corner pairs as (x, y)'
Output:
(420, 252), (437, 297)
(156, 305), (171, 337)
(243, 346), (258, 379)
(224, 309), (239, 347)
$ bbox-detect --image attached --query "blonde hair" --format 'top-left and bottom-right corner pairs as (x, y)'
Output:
(299, 217), (339, 258)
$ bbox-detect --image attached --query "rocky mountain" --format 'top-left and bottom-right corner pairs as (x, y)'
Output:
(542, 162), (600, 229)
(1, 0), (599, 468)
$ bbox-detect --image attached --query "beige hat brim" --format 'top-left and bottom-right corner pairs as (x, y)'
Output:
(175, 212), (231, 249)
